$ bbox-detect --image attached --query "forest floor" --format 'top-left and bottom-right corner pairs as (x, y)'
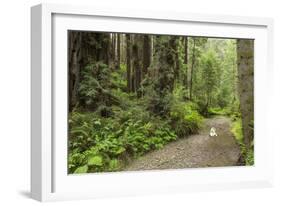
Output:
(124, 116), (241, 171)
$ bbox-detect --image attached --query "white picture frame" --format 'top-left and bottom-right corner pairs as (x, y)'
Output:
(31, 3), (274, 202)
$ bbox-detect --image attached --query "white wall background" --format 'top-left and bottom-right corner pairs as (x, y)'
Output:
(0, 0), (280, 205)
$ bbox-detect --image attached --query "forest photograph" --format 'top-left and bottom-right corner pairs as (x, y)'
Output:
(67, 31), (254, 174)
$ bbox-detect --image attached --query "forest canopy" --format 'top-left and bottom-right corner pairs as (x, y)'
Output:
(68, 31), (254, 174)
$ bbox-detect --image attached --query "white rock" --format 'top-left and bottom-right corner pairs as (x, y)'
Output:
(209, 127), (218, 137)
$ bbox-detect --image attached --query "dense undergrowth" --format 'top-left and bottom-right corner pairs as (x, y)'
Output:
(68, 63), (203, 174)
(231, 117), (254, 166)
(68, 102), (202, 173)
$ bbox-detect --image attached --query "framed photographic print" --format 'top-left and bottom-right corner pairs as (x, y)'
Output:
(31, 3), (274, 201)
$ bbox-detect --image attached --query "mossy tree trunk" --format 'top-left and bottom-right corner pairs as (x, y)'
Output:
(184, 36), (189, 90)
(169, 36), (180, 83)
(68, 31), (111, 111)
(132, 35), (142, 95)
(143, 35), (151, 76)
(149, 36), (176, 116)
(117, 34), (121, 69)
(126, 34), (132, 92)
(189, 38), (196, 100)
(237, 39), (254, 150)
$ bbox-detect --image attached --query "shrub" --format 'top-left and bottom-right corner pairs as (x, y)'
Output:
(208, 107), (233, 116)
(231, 118), (254, 166)
(78, 62), (119, 110)
(113, 103), (150, 124)
(110, 63), (127, 91)
(245, 149), (254, 165)
(68, 110), (178, 173)
(170, 101), (203, 137)
(120, 118), (177, 156)
(231, 118), (243, 143)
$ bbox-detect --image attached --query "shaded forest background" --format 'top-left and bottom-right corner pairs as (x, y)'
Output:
(68, 31), (254, 174)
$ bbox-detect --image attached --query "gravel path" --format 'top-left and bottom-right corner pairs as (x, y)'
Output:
(124, 116), (241, 171)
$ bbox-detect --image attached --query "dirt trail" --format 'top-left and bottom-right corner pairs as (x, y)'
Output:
(124, 116), (241, 171)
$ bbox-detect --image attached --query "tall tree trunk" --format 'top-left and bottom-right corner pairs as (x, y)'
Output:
(68, 31), (82, 111)
(117, 34), (121, 69)
(143, 35), (151, 76)
(237, 39), (254, 150)
(151, 36), (154, 64)
(126, 34), (132, 92)
(150, 36), (175, 115)
(112, 33), (116, 65)
(100, 33), (111, 65)
(169, 37), (180, 82)
(81, 32), (111, 64)
(184, 36), (189, 89)
(154, 36), (176, 92)
(131, 35), (136, 92)
(132, 37), (141, 95)
(110, 34), (115, 67)
(189, 38), (196, 100)
(69, 32), (112, 109)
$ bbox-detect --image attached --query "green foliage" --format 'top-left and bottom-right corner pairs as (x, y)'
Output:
(190, 39), (239, 117)
(111, 63), (127, 91)
(208, 107), (233, 117)
(145, 88), (173, 117)
(78, 62), (120, 112)
(245, 149), (254, 165)
(201, 50), (220, 95)
(193, 49), (221, 116)
(144, 36), (177, 116)
(109, 159), (120, 171)
(111, 89), (137, 110)
(79, 62), (107, 104)
(170, 100), (203, 137)
(231, 118), (254, 166)
(121, 117), (177, 155)
(231, 118), (243, 143)
(68, 109), (177, 173)
(88, 155), (103, 166)
(74, 165), (88, 174)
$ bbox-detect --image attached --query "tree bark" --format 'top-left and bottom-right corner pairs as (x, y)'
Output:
(143, 35), (151, 76)
(189, 38), (196, 100)
(184, 36), (189, 89)
(68, 31), (113, 111)
(169, 37), (180, 82)
(237, 39), (254, 150)
(150, 36), (175, 115)
(68, 31), (82, 111)
(132, 37), (141, 94)
(100, 33), (111, 65)
(130, 35), (136, 92)
(117, 34), (121, 69)
(151, 36), (154, 65)
(112, 33), (116, 64)
(126, 34), (132, 92)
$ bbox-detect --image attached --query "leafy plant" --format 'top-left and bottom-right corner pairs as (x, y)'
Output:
(231, 118), (254, 166)
(170, 101), (203, 137)
(68, 109), (178, 173)
(88, 155), (103, 166)
(74, 165), (88, 174)
(78, 62), (119, 111)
